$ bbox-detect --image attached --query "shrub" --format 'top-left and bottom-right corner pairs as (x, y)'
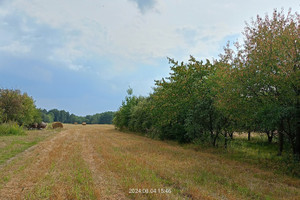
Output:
(0, 122), (25, 135)
(0, 89), (41, 126)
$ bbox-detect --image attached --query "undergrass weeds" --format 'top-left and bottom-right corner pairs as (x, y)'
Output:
(183, 133), (300, 178)
(0, 129), (57, 165)
(114, 127), (300, 199)
(0, 123), (25, 135)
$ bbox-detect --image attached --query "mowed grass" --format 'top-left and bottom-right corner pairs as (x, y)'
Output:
(0, 129), (58, 165)
(25, 143), (97, 200)
(94, 126), (300, 200)
(0, 125), (299, 199)
(0, 125), (98, 199)
(184, 132), (300, 178)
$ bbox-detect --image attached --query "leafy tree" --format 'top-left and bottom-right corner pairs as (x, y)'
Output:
(150, 57), (230, 145)
(69, 114), (77, 124)
(113, 9), (299, 157)
(113, 88), (143, 130)
(0, 89), (41, 126)
(217, 9), (299, 155)
(98, 112), (115, 124)
(48, 109), (60, 122)
(0, 89), (23, 123)
(128, 97), (152, 133)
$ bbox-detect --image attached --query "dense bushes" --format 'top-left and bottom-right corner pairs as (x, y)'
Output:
(0, 122), (25, 135)
(113, 88), (144, 130)
(0, 89), (41, 127)
(113, 9), (299, 157)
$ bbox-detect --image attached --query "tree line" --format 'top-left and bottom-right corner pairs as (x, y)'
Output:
(0, 89), (115, 127)
(113, 9), (300, 157)
(40, 109), (114, 124)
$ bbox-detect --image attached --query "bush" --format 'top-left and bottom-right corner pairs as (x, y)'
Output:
(0, 123), (25, 135)
(0, 89), (41, 126)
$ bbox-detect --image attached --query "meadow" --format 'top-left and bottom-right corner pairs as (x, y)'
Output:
(0, 125), (299, 199)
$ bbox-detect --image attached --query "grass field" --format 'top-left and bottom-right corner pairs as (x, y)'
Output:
(0, 125), (299, 199)
(182, 132), (300, 178)
(0, 128), (58, 165)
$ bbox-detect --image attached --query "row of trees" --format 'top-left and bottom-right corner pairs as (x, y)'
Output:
(113, 9), (299, 157)
(40, 109), (115, 124)
(0, 89), (115, 127)
(0, 89), (41, 126)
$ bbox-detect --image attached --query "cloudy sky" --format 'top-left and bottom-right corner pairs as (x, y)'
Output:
(0, 0), (298, 116)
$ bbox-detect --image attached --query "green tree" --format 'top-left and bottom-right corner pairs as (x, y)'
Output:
(0, 89), (41, 126)
(48, 109), (60, 122)
(217, 9), (299, 155)
(149, 57), (228, 144)
(129, 97), (152, 133)
(113, 88), (143, 130)
(98, 112), (115, 124)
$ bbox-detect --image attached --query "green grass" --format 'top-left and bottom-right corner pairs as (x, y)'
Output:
(185, 133), (300, 178)
(0, 129), (57, 165)
(98, 127), (300, 199)
(0, 123), (25, 135)
(0, 140), (38, 164)
(25, 146), (97, 200)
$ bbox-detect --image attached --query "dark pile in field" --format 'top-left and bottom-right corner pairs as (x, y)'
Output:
(52, 122), (63, 129)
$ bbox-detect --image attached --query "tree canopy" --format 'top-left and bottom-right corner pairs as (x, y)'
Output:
(113, 9), (300, 157)
(0, 89), (41, 126)
(40, 109), (115, 125)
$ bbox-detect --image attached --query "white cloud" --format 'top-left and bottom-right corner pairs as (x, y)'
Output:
(7, 0), (300, 72)
(0, 41), (31, 54)
(1, 0), (299, 114)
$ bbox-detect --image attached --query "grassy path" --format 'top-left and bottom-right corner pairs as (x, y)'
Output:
(0, 125), (299, 199)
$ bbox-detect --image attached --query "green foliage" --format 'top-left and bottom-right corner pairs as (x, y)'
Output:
(113, 89), (144, 130)
(114, 58), (229, 144)
(217, 9), (299, 154)
(114, 9), (299, 157)
(128, 97), (152, 133)
(0, 122), (25, 135)
(149, 57), (227, 143)
(40, 109), (115, 124)
(0, 89), (41, 126)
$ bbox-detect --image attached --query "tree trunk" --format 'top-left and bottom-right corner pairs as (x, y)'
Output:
(266, 131), (274, 143)
(248, 131), (251, 141)
(213, 131), (219, 147)
(224, 131), (228, 149)
(229, 132), (234, 140)
(278, 121), (284, 156)
(295, 100), (300, 158)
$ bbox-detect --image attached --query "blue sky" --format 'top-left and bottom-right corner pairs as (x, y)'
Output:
(0, 0), (298, 116)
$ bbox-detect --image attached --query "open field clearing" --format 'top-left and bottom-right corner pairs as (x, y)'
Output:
(0, 125), (299, 200)
(0, 129), (58, 165)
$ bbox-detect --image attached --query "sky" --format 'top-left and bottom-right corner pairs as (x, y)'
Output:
(0, 0), (299, 116)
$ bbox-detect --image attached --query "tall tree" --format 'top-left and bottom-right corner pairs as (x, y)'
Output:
(218, 9), (299, 155)
(0, 89), (41, 126)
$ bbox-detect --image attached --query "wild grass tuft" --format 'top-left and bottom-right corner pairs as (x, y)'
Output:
(0, 122), (25, 135)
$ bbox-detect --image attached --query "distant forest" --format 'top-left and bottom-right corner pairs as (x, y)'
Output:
(40, 109), (115, 124)
(0, 88), (114, 126)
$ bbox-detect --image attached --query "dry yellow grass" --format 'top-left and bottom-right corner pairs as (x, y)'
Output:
(0, 124), (299, 199)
